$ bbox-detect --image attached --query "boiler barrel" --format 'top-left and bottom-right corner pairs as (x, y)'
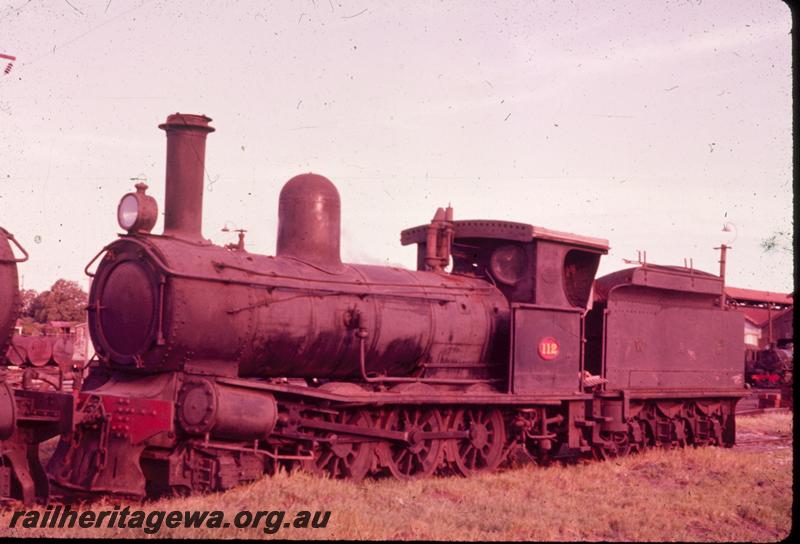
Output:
(88, 237), (509, 379)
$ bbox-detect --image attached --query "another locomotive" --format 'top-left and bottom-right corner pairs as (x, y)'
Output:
(0, 228), (21, 361)
(42, 113), (746, 499)
(1, 228), (72, 504)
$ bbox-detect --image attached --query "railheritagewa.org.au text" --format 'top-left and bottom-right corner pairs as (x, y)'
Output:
(9, 505), (331, 534)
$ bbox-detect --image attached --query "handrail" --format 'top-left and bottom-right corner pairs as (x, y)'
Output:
(84, 244), (112, 277)
(0, 228), (29, 263)
(88, 237), (473, 304)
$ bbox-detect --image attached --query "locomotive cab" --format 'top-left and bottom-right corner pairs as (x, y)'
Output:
(401, 220), (607, 307)
(401, 221), (609, 394)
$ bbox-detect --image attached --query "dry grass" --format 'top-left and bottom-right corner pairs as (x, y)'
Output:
(0, 413), (792, 541)
(737, 411), (792, 437)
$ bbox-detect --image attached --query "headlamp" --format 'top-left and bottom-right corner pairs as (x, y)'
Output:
(117, 182), (158, 234)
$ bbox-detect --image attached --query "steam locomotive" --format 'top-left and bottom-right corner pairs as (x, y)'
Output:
(1, 228), (73, 504)
(745, 344), (793, 389)
(4, 113), (747, 503)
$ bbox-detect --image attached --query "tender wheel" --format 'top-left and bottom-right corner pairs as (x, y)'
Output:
(681, 417), (696, 447)
(381, 407), (445, 480)
(641, 418), (657, 448)
(627, 420), (645, 453)
(449, 408), (506, 476)
(671, 418), (688, 448)
(303, 409), (375, 481)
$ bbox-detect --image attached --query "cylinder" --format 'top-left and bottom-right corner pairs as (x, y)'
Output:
(27, 336), (53, 367)
(177, 379), (277, 440)
(5, 339), (25, 366)
(158, 113), (215, 241)
(52, 334), (76, 368)
(276, 173), (342, 270)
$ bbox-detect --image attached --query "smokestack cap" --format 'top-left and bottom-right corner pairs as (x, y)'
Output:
(159, 113), (216, 133)
(276, 173), (343, 272)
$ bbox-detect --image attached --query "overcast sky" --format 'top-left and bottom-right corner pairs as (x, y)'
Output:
(0, 0), (793, 295)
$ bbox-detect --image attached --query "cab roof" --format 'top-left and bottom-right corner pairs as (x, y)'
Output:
(400, 219), (609, 252)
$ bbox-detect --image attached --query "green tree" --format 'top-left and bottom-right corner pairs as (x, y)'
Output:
(19, 288), (37, 317)
(28, 279), (88, 323)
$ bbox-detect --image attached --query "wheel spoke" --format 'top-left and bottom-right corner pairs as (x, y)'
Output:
(319, 450), (333, 468)
(384, 408), (445, 480)
(469, 447), (479, 468)
(304, 410), (375, 481)
(451, 408), (506, 476)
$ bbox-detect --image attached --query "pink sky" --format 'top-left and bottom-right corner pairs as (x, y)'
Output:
(0, 0), (792, 295)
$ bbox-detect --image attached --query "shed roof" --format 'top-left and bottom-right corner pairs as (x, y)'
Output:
(725, 286), (793, 306)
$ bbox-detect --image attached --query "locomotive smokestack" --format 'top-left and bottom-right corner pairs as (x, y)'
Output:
(159, 113), (215, 241)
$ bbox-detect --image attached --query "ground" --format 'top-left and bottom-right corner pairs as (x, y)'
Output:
(0, 412), (792, 540)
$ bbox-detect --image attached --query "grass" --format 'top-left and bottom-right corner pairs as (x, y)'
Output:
(0, 413), (792, 540)
(737, 411), (793, 437)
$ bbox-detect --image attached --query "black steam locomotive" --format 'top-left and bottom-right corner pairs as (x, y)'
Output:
(4, 114), (747, 503)
(1, 228), (72, 504)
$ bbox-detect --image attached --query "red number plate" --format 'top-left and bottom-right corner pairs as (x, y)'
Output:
(538, 337), (560, 360)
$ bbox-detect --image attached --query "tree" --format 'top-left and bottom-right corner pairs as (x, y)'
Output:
(28, 279), (88, 323)
(19, 288), (37, 317)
